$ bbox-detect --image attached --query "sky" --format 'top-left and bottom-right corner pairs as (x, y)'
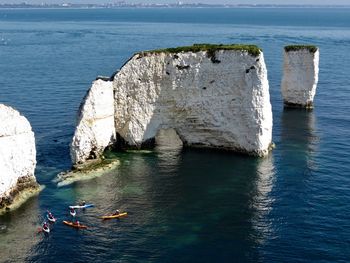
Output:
(1, 0), (350, 4)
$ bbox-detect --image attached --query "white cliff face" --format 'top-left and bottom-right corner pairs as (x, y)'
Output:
(0, 104), (37, 199)
(281, 49), (320, 107)
(114, 50), (273, 156)
(71, 79), (116, 164)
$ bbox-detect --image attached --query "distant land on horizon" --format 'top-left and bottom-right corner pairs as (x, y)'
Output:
(1, 2), (350, 8)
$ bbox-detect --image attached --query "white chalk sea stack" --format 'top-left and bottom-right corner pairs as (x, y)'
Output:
(281, 45), (319, 108)
(70, 79), (116, 164)
(71, 44), (273, 166)
(114, 45), (273, 156)
(0, 104), (39, 214)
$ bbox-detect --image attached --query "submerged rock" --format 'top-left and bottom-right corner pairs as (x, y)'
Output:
(54, 158), (120, 187)
(281, 45), (320, 108)
(0, 104), (40, 214)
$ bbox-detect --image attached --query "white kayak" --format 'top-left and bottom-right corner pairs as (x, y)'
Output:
(47, 215), (56, 223)
(69, 204), (94, 209)
(42, 226), (50, 233)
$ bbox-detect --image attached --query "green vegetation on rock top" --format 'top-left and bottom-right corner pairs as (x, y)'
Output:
(139, 44), (262, 57)
(284, 45), (318, 53)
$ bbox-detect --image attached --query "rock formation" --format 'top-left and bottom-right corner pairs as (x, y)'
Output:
(281, 45), (319, 108)
(71, 44), (273, 165)
(0, 104), (39, 214)
(70, 79), (116, 164)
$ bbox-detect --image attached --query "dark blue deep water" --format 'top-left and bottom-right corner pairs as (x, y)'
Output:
(0, 8), (350, 262)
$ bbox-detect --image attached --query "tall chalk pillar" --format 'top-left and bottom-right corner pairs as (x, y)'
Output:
(281, 45), (319, 109)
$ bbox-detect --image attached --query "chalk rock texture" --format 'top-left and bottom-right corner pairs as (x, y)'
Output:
(0, 104), (38, 211)
(71, 46), (274, 165)
(281, 47), (320, 108)
(70, 79), (116, 164)
(114, 50), (272, 156)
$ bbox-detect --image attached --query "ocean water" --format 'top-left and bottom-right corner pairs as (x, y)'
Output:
(0, 8), (350, 262)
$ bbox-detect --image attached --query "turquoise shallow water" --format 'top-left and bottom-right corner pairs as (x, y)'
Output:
(0, 8), (350, 262)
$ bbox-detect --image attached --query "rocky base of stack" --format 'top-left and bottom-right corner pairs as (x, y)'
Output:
(283, 101), (314, 109)
(0, 176), (41, 215)
(0, 104), (39, 215)
(54, 158), (120, 187)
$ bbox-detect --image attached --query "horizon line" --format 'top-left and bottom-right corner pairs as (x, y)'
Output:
(1, 3), (350, 7)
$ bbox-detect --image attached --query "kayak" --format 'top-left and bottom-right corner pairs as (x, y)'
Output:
(63, 220), (88, 229)
(69, 204), (94, 209)
(47, 215), (57, 223)
(100, 212), (128, 220)
(40, 226), (50, 233)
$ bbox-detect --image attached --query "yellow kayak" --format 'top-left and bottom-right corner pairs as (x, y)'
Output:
(100, 212), (128, 220)
(63, 220), (88, 229)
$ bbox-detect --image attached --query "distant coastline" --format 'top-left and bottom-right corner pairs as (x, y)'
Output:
(1, 3), (350, 9)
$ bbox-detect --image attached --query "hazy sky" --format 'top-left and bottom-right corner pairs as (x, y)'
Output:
(1, 0), (350, 4)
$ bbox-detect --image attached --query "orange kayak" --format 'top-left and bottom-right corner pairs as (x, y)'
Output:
(100, 212), (128, 220)
(63, 220), (88, 229)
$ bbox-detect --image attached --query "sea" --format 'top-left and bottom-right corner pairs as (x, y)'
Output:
(0, 7), (350, 262)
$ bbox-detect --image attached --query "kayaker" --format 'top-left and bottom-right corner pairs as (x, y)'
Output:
(48, 211), (54, 219)
(43, 222), (49, 230)
(113, 209), (120, 216)
(80, 201), (86, 206)
(75, 220), (80, 226)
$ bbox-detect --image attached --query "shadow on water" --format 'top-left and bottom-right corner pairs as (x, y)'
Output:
(279, 108), (318, 177)
(136, 149), (277, 262)
(260, 108), (322, 261)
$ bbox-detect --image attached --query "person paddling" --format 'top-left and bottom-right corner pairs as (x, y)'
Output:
(46, 210), (57, 223)
(113, 209), (120, 216)
(47, 211), (54, 220)
(42, 221), (49, 231)
(70, 208), (76, 216)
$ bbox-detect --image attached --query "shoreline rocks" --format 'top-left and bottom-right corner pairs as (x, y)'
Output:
(281, 45), (319, 109)
(0, 104), (40, 214)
